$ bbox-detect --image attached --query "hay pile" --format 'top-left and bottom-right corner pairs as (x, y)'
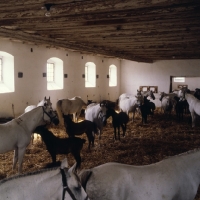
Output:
(0, 108), (200, 199)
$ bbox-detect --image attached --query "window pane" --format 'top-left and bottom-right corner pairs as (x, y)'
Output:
(47, 63), (54, 82)
(109, 65), (117, 86)
(85, 62), (96, 87)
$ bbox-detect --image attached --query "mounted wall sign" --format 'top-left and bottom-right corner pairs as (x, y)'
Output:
(139, 86), (158, 93)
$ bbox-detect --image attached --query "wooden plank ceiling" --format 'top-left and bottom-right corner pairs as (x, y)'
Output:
(0, 0), (200, 63)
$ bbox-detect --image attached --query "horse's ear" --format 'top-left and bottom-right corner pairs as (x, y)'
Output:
(68, 162), (77, 173)
(49, 96), (50, 100)
(44, 96), (47, 100)
(61, 158), (69, 169)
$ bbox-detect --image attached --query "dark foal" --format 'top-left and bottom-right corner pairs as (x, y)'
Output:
(63, 114), (98, 150)
(139, 96), (155, 124)
(34, 125), (86, 170)
(106, 108), (129, 140)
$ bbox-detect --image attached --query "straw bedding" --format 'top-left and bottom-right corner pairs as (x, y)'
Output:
(0, 108), (200, 198)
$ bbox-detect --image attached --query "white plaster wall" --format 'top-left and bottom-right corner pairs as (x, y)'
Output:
(120, 59), (200, 107)
(1, 38), (200, 117)
(0, 39), (120, 117)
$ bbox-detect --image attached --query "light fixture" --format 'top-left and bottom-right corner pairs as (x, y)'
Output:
(41, 3), (54, 17)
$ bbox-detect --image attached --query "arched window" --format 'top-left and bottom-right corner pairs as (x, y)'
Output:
(47, 57), (63, 90)
(0, 51), (14, 93)
(109, 64), (117, 87)
(85, 62), (96, 87)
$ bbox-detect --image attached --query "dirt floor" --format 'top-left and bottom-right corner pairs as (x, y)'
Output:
(0, 108), (200, 199)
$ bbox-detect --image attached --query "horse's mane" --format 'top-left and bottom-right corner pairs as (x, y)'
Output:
(186, 92), (198, 100)
(0, 166), (61, 185)
(164, 148), (200, 160)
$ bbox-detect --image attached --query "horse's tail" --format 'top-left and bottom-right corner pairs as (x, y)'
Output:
(56, 100), (64, 125)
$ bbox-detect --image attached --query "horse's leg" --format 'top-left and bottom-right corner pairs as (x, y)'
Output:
(13, 147), (18, 170)
(190, 110), (196, 127)
(76, 111), (81, 122)
(121, 124), (126, 137)
(91, 133), (95, 147)
(132, 111), (135, 122)
(71, 151), (81, 171)
(86, 133), (91, 150)
(73, 113), (76, 122)
(114, 126), (117, 140)
(50, 151), (57, 163)
(17, 147), (27, 173)
(118, 126), (120, 140)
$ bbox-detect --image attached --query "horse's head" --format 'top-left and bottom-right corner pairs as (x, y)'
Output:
(135, 95), (144, 106)
(60, 159), (90, 200)
(179, 88), (187, 101)
(159, 92), (165, 101)
(43, 105), (59, 125)
(37, 96), (52, 108)
(137, 90), (142, 96)
(106, 108), (115, 119)
(149, 90), (155, 100)
(99, 103), (107, 126)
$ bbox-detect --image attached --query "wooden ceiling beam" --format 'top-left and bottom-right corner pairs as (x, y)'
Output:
(0, 0), (197, 15)
(0, 3), (199, 27)
(0, 27), (153, 63)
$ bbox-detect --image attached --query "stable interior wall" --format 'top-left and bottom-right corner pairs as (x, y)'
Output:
(0, 39), (120, 118)
(120, 59), (200, 107)
(1, 38), (200, 118)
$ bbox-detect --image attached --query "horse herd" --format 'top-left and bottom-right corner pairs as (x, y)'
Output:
(0, 88), (200, 200)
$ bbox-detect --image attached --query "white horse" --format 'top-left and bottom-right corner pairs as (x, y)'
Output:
(25, 96), (52, 113)
(79, 149), (200, 200)
(179, 89), (200, 127)
(0, 159), (90, 200)
(0, 106), (59, 173)
(118, 94), (144, 122)
(56, 96), (87, 125)
(85, 103), (107, 140)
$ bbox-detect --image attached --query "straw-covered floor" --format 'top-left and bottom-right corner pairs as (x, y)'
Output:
(0, 108), (200, 198)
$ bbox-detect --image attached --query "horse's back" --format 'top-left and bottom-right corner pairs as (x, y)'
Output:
(80, 163), (158, 200)
(85, 103), (99, 121)
(119, 97), (137, 112)
(80, 159), (198, 200)
(118, 112), (129, 123)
